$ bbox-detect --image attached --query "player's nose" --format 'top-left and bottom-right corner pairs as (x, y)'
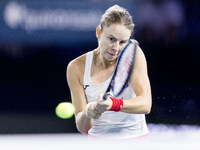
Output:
(112, 42), (120, 52)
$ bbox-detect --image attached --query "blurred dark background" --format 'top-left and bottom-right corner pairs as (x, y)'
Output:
(0, 0), (199, 134)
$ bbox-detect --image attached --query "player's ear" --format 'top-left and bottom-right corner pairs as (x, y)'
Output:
(96, 26), (101, 39)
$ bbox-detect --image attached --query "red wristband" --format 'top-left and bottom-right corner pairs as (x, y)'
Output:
(109, 97), (123, 112)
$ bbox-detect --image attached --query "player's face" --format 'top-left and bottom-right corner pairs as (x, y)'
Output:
(98, 24), (131, 61)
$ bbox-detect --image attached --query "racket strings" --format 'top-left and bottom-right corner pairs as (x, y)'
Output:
(112, 42), (135, 95)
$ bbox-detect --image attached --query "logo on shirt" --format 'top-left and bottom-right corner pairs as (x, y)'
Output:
(84, 85), (90, 90)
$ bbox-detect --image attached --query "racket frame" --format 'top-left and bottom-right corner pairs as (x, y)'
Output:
(103, 39), (137, 100)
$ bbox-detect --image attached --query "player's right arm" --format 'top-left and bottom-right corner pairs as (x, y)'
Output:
(66, 58), (92, 134)
(67, 57), (101, 134)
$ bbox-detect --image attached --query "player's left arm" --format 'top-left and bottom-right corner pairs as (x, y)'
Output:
(121, 45), (152, 114)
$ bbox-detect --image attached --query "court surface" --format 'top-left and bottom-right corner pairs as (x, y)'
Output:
(0, 124), (200, 150)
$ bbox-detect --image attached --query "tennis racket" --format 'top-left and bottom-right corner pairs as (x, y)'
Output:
(103, 39), (138, 100)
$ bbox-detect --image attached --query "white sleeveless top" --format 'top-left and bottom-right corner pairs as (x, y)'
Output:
(84, 51), (148, 139)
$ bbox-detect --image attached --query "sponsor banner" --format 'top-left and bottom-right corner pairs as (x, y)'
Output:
(0, 1), (135, 45)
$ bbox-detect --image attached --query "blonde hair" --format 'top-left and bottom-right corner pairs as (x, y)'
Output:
(99, 5), (134, 33)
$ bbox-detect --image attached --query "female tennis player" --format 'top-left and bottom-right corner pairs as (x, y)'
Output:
(67, 5), (152, 139)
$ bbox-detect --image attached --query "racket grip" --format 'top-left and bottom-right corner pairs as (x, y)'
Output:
(102, 92), (113, 100)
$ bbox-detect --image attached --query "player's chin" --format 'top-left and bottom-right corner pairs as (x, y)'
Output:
(106, 56), (117, 62)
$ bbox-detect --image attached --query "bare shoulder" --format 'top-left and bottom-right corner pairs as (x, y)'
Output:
(66, 53), (86, 85)
(67, 53), (86, 73)
(136, 45), (146, 62)
(135, 45), (147, 68)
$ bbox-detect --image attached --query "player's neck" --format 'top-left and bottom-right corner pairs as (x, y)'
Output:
(94, 48), (116, 69)
(102, 57), (116, 69)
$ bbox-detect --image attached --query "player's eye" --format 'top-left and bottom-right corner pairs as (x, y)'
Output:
(120, 41), (126, 45)
(109, 37), (117, 42)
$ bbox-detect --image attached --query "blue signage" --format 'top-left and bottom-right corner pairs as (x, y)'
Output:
(0, 1), (136, 45)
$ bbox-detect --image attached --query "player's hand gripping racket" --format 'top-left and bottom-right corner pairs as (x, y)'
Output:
(103, 39), (138, 100)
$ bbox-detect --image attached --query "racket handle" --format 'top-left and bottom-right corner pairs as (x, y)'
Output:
(102, 92), (113, 100)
